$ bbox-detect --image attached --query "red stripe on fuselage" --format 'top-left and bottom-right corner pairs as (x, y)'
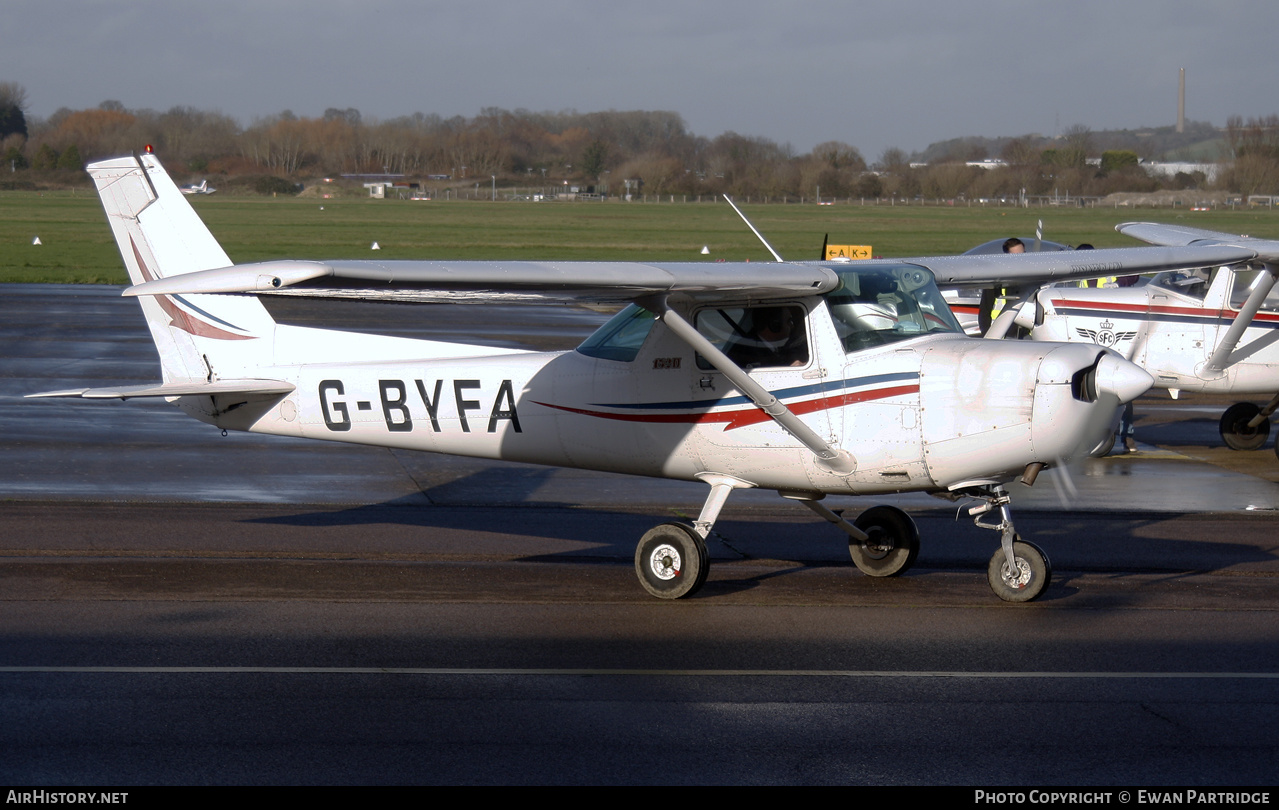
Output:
(1052, 297), (1279, 325)
(534, 384), (920, 431)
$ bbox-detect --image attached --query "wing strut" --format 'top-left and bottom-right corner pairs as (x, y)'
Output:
(1206, 263), (1279, 372)
(648, 297), (856, 474)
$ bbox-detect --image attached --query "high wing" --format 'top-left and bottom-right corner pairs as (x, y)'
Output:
(124, 244), (1254, 307)
(1119, 221), (1279, 372)
(123, 257), (840, 304)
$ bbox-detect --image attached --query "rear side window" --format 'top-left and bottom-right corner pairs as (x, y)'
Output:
(577, 304), (657, 362)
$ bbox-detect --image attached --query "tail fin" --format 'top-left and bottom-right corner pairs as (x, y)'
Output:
(88, 154), (276, 383)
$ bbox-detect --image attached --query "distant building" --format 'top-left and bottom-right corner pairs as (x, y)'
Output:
(1141, 162), (1220, 183)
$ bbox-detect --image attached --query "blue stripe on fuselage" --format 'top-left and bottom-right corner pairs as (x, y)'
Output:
(597, 371), (920, 410)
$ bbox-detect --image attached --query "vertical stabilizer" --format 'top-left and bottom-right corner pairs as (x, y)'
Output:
(88, 154), (276, 383)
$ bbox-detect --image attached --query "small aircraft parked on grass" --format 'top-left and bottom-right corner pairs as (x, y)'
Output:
(180, 179), (215, 195)
(30, 155), (1252, 601)
(1014, 223), (1279, 457)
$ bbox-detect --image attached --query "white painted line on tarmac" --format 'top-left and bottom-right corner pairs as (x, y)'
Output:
(2, 666), (1278, 679)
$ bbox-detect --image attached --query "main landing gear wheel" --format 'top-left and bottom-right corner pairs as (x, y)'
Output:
(987, 539), (1052, 603)
(1220, 402), (1270, 451)
(1089, 432), (1116, 458)
(635, 522), (708, 599)
(849, 505), (920, 577)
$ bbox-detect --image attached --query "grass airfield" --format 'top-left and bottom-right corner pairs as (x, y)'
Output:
(2, 190), (1278, 284)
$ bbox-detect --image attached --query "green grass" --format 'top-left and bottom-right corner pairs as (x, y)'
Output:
(3, 191), (1279, 284)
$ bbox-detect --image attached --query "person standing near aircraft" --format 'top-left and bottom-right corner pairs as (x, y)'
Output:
(980, 238), (1026, 331)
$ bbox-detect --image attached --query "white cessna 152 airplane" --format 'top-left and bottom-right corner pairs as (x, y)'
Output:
(1014, 223), (1279, 456)
(30, 154), (1252, 602)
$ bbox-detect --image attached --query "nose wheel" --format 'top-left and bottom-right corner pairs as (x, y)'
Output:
(987, 538), (1052, 603)
(968, 485), (1052, 602)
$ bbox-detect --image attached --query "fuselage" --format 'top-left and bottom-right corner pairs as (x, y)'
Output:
(190, 264), (1137, 497)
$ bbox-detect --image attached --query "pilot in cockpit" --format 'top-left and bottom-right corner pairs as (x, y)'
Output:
(726, 306), (807, 368)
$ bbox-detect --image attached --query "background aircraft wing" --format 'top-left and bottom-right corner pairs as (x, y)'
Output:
(1118, 222), (1279, 263)
(124, 259), (840, 305)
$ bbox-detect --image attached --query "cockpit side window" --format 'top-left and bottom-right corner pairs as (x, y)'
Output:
(576, 304), (656, 362)
(824, 264), (961, 353)
(695, 304), (809, 370)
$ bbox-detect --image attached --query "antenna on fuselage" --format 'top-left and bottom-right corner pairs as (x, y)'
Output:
(722, 194), (784, 262)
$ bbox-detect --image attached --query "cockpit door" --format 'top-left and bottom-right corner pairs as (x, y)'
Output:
(688, 302), (836, 450)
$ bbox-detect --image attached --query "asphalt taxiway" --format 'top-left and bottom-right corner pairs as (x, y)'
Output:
(3, 285), (1278, 785)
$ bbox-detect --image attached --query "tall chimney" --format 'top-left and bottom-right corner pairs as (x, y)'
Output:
(1177, 68), (1185, 133)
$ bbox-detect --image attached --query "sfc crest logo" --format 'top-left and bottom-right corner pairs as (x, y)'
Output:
(1076, 320), (1137, 348)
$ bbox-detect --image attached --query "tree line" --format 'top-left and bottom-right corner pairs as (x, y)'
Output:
(2, 83), (1276, 200)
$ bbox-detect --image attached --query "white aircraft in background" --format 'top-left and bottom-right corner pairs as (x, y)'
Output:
(1015, 223), (1279, 456)
(180, 179), (215, 195)
(29, 155), (1249, 602)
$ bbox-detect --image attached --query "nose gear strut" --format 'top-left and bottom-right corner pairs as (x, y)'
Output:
(966, 484), (1052, 602)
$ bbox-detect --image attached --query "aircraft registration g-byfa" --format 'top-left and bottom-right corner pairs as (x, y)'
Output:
(1015, 223), (1279, 457)
(29, 155), (1252, 602)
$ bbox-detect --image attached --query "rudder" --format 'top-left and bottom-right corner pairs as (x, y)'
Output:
(88, 154), (276, 383)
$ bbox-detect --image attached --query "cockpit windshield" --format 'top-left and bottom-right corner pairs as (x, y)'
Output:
(823, 263), (962, 353)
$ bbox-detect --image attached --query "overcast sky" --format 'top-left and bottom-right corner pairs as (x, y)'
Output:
(4, 0), (1275, 159)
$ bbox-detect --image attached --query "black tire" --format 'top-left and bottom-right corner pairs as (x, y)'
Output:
(635, 522), (708, 599)
(987, 539), (1052, 603)
(850, 505), (920, 577)
(1090, 432), (1116, 458)
(1220, 402), (1269, 451)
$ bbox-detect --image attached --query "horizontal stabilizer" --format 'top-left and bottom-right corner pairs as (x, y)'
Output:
(27, 379), (295, 400)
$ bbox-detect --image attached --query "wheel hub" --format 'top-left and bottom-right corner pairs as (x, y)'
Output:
(861, 527), (893, 560)
(1001, 557), (1032, 589)
(649, 543), (682, 580)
